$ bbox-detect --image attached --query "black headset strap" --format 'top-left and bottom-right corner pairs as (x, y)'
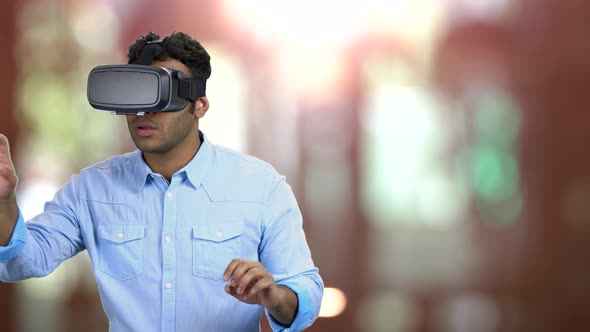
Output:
(134, 41), (162, 65)
(178, 78), (207, 100)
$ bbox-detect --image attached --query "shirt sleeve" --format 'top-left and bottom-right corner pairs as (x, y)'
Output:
(260, 176), (324, 332)
(0, 175), (86, 282)
(266, 280), (320, 332)
(0, 210), (26, 263)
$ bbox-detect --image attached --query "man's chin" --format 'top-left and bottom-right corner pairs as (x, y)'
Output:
(135, 142), (170, 155)
(132, 139), (158, 153)
(138, 145), (163, 154)
(130, 136), (151, 149)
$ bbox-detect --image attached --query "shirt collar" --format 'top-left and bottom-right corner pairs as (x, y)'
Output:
(130, 130), (214, 193)
(177, 130), (214, 190)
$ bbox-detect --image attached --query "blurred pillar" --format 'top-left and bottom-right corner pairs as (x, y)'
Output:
(0, 1), (19, 143)
(510, 1), (590, 330)
(293, 56), (368, 331)
(433, 1), (590, 330)
(0, 1), (20, 331)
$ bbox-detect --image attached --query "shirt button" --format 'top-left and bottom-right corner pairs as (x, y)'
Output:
(165, 236), (172, 243)
(166, 192), (173, 198)
(217, 231), (223, 238)
(118, 233), (124, 239)
(165, 283), (172, 289)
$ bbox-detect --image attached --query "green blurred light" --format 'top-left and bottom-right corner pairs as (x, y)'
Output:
(16, 8), (129, 171)
(466, 89), (522, 226)
(471, 145), (518, 202)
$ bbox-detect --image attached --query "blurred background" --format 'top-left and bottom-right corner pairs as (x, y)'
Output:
(1, 0), (589, 331)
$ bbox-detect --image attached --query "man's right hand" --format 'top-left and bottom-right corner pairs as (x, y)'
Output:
(0, 134), (18, 200)
(0, 134), (19, 246)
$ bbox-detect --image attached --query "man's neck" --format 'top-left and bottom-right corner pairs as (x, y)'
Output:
(143, 136), (202, 183)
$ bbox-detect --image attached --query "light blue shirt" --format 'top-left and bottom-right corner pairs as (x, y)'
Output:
(0, 132), (323, 332)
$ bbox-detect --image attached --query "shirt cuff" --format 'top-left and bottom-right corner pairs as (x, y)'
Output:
(0, 209), (26, 263)
(266, 281), (313, 332)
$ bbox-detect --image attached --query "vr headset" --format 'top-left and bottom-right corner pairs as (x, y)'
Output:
(87, 40), (206, 115)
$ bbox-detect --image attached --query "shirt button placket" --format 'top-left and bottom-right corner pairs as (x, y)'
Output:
(162, 187), (177, 331)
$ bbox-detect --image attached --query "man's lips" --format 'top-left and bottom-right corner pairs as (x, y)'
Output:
(134, 122), (157, 137)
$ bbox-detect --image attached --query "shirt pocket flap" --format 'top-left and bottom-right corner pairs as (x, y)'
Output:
(192, 222), (243, 243)
(98, 225), (146, 244)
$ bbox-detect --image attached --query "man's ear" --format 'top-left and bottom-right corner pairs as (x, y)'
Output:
(195, 97), (209, 118)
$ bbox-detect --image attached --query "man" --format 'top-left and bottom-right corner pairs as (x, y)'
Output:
(0, 31), (323, 331)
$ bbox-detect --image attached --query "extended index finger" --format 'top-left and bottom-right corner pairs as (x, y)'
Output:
(0, 134), (13, 161)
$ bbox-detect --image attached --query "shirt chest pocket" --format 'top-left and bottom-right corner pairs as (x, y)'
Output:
(97, 225), (146, 280)
(192, 221), (243, 280)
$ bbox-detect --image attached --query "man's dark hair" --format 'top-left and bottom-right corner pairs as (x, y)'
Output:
(127, 31), (212, 80)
